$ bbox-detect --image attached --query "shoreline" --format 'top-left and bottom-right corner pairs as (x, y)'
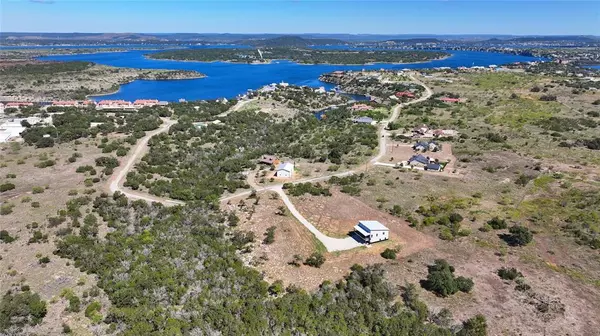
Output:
(144, 54), (452, 66)
(86, 73), (206, 100)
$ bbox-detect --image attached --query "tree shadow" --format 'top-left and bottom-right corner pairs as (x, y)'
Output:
(498, 233), (519, 247)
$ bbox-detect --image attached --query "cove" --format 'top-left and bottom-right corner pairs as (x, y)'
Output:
(40, 49), (544, 102)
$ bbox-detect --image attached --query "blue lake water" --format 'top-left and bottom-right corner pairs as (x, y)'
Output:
(40, 49), (544, 102)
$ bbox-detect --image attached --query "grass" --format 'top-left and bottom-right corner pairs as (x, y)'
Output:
(469, 72), (532, 90)
(485, 98), (559, 129)
(311, 235), (328, 254)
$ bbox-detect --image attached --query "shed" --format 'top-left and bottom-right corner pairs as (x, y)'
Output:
(275, 162), (294, 178)
(354, 220), (389, 244)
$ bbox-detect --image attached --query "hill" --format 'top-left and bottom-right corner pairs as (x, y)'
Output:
(241, 36), (347, 47)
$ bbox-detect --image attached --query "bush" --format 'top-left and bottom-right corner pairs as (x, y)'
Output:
(497, 267), (523, 281)
(455, 276), (474, 293)
(263, 226), (276, 245)
(380, 248), (397, 260)
(0, 183), (16, 193)
(0, 204), (14, 215)
(0, 290), (47, 331)
(35, 160), (55, 168)
(457, 314), (487, 336)
(422, 259), (473, 297)
(487, 216), (507, 230)
(0, 230), (17, 243)
(32, 186), (44, 194)
(304, 252), (326, 268)
(505, 225), (533, 246)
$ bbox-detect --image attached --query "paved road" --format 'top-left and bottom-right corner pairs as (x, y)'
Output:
(107, 75), (433, 252)
(370, 74), (433, 164)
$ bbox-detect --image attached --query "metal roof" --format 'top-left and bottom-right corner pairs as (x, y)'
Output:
(358, 220), (389, 232)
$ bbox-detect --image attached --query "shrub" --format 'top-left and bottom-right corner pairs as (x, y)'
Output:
(0, 290), (47, 331)
(0, 230), (17, 243)
(84, 301), (103, 324)
(497, 267), (522, 281)
(31, 186), (44, 194)
(0, 183), (16, 192)
(31, 202), (40, 208)
(455, 276), (474, 293)
(422, 259), (473, 297)
(439, 227), (454, 241)
(263, 226), (276, 245)
(457, 314), (487, 336)
(487, 216), (507, 230)
(0, 204), (14, 215)
(304, 252), (325, 268)
(505, 225), (533, 246)
(35, 160), (55, 168)
(380, 248), (397, 260)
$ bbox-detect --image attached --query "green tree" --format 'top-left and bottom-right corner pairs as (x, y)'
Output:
(457, 314), (487, 336)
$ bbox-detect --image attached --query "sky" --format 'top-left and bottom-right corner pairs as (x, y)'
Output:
(0, 0), (598, 35)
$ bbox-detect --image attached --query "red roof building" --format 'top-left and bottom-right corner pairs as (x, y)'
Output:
(133, 99), (159, 107)
(52, 101), (79, 107)
(6, 102), (34, 107)
(395, 91), (415, 98)
(439, 97), (461, 103)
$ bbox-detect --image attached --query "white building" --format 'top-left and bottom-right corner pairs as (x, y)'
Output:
(0, 117), (42, 143)
(275, 162), (294, 178)
(354, 220), (389, 244)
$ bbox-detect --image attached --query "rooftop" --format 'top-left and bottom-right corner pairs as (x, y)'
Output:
(358, 220), (389, 232)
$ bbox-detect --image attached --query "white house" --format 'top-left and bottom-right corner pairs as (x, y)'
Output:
(354, 220), (389, 244)
(275, 162), (294, 178)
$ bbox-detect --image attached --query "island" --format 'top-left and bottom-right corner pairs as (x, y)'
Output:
(147, 47), (450, 65)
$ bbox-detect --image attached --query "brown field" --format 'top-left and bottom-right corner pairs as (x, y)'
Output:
(0, 139), (113, 334)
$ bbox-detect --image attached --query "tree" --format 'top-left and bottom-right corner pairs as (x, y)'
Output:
(457, 314), (487, 336)
(35, 137), (54, 148)
(422, 259), (473, 297)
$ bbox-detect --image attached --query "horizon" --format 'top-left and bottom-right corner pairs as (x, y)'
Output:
(1, 0), (598, 35)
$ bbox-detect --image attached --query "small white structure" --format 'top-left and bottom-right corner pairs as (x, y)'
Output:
(0, 117), (42, 143)
(354, 220), (389, 244)
(275, 162), (294, 178)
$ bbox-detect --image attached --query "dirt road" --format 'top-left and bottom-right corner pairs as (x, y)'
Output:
(107, 74), (433, 252)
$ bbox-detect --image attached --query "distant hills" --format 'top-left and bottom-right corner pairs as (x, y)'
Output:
(240, 36), (347, 47)
(0, 32), (598, 45)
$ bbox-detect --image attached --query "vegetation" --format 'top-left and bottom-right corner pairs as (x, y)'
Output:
(130, 107), (376, 201)
(304, 252), (326, 268)
(149, 48), (449, 65)
(422, 259), (474, 297)
(0, 288), (47, 332)
(381, 248), (398, 260)
(283, 182), (331, 197)
(497, 267), (523, 281)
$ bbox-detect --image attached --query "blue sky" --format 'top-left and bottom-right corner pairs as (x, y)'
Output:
(1, 1), (598, 35)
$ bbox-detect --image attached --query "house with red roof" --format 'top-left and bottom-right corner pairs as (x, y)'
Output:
(395, 91), (415, 98)
(439, 97), (461, 103)
(133, 99), (160, 108)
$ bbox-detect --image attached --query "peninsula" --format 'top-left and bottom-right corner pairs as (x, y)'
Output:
(0, 61), (205, 100)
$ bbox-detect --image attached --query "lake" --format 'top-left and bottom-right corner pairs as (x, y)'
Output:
(40, 49), (544, 102)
